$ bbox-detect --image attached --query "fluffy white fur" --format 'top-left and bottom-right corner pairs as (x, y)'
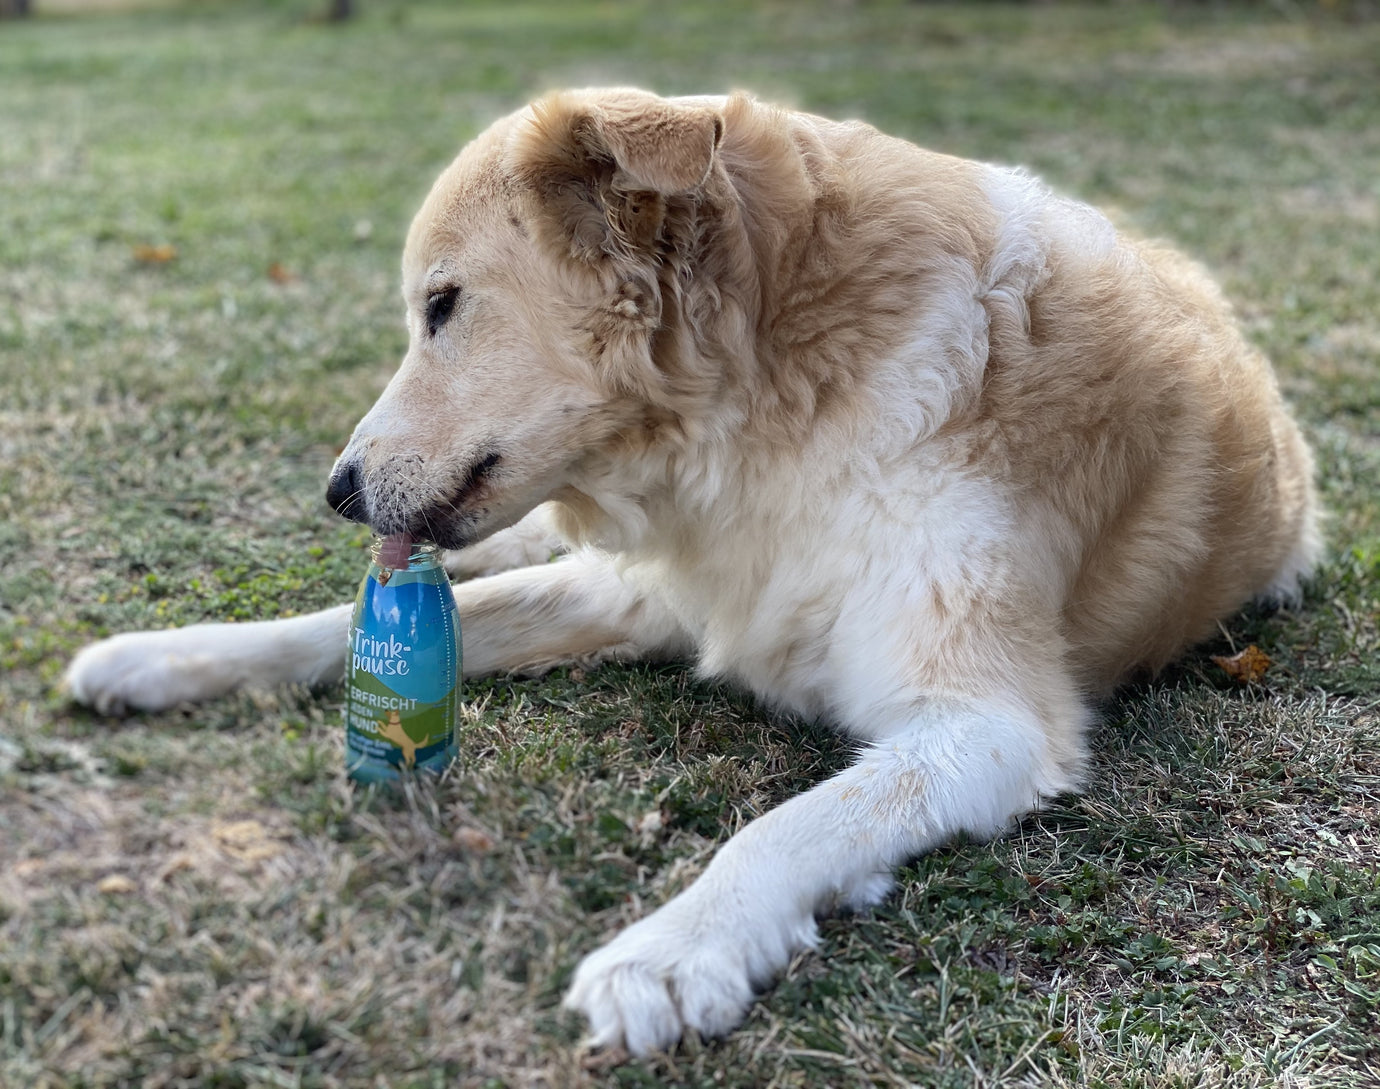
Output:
(66, 88), (1319, 1056)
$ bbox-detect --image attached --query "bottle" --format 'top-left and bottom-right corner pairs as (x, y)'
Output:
(344, 533), (460, 783)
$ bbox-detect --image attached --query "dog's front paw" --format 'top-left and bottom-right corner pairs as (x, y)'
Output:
(64, 630), (231, 714)
(563, 893), (816, 1056)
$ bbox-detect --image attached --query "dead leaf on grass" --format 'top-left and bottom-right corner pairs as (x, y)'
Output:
(579, 1045), (630, 1072)
(155, 852), (196, 882)
(209, 819), (285, 864)
(96, 873), (137, 895)
(1212, 644), (1271, 683)
(267, 261), (296, 284)
(132, 243), (177, 263)
(452, 826), (495, 853)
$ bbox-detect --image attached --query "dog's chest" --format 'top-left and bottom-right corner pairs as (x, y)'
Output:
(633, 455), (1016, 725)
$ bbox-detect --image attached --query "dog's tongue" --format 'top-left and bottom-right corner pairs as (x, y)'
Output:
(378, 532), (414, 570)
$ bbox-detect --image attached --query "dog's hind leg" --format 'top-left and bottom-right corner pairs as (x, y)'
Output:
(65, 550), (687, 715)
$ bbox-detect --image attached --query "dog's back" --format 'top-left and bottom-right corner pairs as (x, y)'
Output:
(699, 100), (1319, 693)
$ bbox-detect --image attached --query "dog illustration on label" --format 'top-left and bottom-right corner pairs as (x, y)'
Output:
(376, 709), (417, 768)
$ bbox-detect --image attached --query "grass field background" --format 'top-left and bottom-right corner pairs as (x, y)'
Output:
(2, 2), (1379, 1086)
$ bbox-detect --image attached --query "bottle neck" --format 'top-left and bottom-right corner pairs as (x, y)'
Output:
(371, 535), (442, 571)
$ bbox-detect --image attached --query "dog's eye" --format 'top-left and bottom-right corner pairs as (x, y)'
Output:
(426, 286), (461, 337)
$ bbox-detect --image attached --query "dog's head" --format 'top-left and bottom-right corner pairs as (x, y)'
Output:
(325, 88), (743, 550)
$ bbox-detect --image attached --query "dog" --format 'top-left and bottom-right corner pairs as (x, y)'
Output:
(65, 87), (1320, 1055)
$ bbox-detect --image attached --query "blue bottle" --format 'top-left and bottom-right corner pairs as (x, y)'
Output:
(344, 535), (460, 783)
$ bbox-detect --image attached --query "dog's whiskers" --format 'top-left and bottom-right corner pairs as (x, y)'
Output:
(337, 489), (365, 521)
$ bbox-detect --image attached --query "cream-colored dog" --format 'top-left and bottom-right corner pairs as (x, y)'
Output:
(66, 88), (1320, 1055)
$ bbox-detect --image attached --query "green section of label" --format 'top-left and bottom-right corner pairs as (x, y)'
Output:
(346, 660), (455, 775)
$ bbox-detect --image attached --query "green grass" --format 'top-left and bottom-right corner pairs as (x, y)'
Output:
(3, 2), (1380, 1086)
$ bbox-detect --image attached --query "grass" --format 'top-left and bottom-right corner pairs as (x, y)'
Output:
(2, 1), (1379, 1086)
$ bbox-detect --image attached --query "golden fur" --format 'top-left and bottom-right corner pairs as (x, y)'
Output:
(394, 88), (1316, 688)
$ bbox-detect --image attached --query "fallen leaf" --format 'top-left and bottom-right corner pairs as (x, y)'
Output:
(579, 1045), (630, 1072)
(155, 853), (196, 882)
(1212, 644), (1271, 683)
(267, 262), (296, 284)
(97, 874), (137, 895)
(452, 826), (495, 853)
(132, 243), (177, 263)
(210, 819), (284, 864)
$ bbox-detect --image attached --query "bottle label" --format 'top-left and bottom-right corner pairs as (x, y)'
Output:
(345, 564), (459, 779)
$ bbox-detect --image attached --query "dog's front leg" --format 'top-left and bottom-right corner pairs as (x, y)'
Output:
(451, 550), (691, 676)
(564, 696), (1080, 1055)
(442, 503), (565, 580)
(65, 551), (687, 714)
(64, 604), (356, 715)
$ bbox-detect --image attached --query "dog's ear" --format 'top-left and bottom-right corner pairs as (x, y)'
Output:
(510, 90), (723, 262)
(579, 95), (723, 193)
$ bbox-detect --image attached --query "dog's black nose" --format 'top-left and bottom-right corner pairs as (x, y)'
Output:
(325, 460), (369, 523)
